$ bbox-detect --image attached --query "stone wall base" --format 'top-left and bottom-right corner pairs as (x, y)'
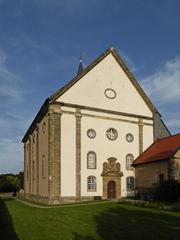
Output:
(23, 193), (49, 204)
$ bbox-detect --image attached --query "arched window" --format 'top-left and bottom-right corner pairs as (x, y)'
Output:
(32, 161), (35, 180)
(33, 135), (35, 144)
(126, 154), (134, 170)
(126, 176), (135, 190)
(42, 122), (46, 134)
(87, 151), (96, 169)
(42, 155), (46, 178)
(87, 176), (96, 191)
(26, 167), (29, 181)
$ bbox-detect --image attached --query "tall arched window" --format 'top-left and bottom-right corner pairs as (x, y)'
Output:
(87, 176), (96, 191)
(87, 151), (96, 169)
(26, 167), (29, 181)
(126, 154), (134, 170)
(126, 176), (135, 190)
(42, 155), (46, 178)
(32, 161), (35, 180)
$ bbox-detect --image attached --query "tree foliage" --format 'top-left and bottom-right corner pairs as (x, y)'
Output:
(0, 172), (23, 193)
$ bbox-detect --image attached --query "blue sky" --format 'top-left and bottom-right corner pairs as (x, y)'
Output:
(0, 0), (180, 174)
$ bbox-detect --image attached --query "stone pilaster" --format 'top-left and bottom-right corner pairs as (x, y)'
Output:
(48, 103), (61, 204)
(75, 108), (82, 199)
(36, 124), (39, 196)
(24, 144), (26, 193)
(29, 136), (32, 194)
(138, 118), (144, 155)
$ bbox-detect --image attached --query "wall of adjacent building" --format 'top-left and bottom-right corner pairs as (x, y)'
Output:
(135, 160), (169, 188)
(173, 149), (180, 181)
(153, 113), (170, 141)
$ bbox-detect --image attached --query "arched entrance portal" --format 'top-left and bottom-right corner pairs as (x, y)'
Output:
(107, 181), (116, 199)
(101, 157), (123, 199)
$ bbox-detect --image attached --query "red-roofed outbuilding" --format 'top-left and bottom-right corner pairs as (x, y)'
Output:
(133, 134), (180, 191)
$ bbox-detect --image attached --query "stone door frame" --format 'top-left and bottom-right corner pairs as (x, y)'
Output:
(101, 157), (123, 199)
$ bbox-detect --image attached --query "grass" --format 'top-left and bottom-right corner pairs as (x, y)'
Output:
(1, 199), (180, 240)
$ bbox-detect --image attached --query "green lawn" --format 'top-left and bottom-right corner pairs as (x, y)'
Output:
(1, 199), (180, 240)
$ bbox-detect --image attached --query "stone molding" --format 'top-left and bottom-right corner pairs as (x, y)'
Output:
(58, 101), (153, 121)
(60, 109), (153, 127)
(138, 118), (144, 155)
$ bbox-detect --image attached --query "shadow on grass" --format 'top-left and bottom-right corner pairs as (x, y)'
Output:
(73, 204), (180, 240)
(0, 198), (19, 240)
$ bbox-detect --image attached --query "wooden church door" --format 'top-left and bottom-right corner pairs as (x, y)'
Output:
(107, 181), (116, 198)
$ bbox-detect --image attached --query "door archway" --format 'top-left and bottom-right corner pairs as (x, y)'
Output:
(101, 157), (123, 199)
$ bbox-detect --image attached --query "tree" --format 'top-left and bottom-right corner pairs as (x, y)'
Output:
(0, 174), (21, 193)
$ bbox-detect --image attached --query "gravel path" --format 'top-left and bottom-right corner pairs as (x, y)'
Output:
(16, 198), (110, 208)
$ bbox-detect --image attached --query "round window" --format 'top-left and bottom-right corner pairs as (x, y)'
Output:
(104, 88), (116, 99)
(87, 129), (96, 139)
(106, 128), (118, 141)
(126, 133), (134, 142)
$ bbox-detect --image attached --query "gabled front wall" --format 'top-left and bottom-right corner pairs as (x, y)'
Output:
(57, 53), (153, 117)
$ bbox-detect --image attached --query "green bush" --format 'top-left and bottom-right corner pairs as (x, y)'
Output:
(156, 180), (180, 202)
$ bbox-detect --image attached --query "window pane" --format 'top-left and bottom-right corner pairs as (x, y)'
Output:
(42, 156), (46, 178)
(126, 154), (134, 170)
(126, 177), (135, 190)
(87, 176), (96, 191)
(87, 152), (96, 169)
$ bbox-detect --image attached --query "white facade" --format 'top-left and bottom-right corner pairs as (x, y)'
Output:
(57, 51), (154, 198)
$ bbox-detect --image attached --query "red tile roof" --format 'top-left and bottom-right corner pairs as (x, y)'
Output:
(133, 134), (180, 166)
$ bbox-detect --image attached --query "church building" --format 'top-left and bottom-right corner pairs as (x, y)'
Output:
(22, 47), (170, 204)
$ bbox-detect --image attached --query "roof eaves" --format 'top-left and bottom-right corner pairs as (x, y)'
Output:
(22, 98), (49, 143)
(132, 157), (170, 166)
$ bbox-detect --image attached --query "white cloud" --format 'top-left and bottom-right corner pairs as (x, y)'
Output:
(140, 56), (180, 133)
(0, 64), (25, 103)
(141, 57), (180, 103)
